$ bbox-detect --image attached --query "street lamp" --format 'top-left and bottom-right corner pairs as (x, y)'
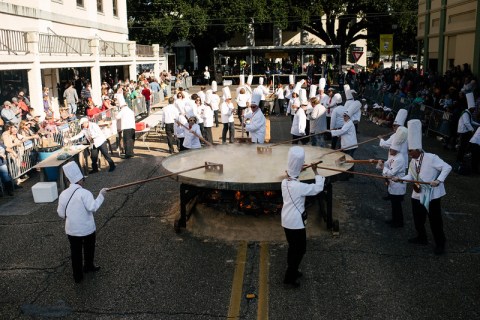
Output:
(392, 24), (398, 70)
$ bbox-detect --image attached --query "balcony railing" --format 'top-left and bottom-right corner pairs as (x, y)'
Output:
(136, 44), (154, 57)
(0, 29), (29, 55)
(99, 40), (129, 57)
(39, 33), (91, 55)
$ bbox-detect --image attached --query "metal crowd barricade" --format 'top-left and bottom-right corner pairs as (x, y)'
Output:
(6, 140), (38, 180)
(126, 96), (147, 116)
(425, 106), (451, 137)
(152, 92), (162, 106)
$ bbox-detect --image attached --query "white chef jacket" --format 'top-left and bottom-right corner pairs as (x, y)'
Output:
(71, 122), (106, 148)
(57, 184), (104, 236)
(196, 104), (205, 124)
(330, 105), (347, 130)
(331, 119), (357, 150)
(203, 107), (214, 127)
(254, 85), (269, 101)
(175, 98), (186, 115)
(290, 107), (307, 136)
(351, 107), (361, 123)
(379, 130), (408, 170)
(284, 86), (292, 100)
(470, 127), (480, 145)
(197, 91), (206, 104)
(183, 123), (202, 149)
(236, 93), (249, 108)
(162, 103), (179, 124)
(175, 115), (188, 138)
(325, 95), (337, 118)
(286, 97), (300, 116)
(281, 176), (325, 229)
(245, 109), (266, 143)
(457, 110), (479, 133)
(401, 152), (452, 200)
(220, 101), (234, 123)
(276, 87), (284, 99)
(210, 94), (220, 111)
(382, 153), (407, 195)
(115, 106), (135, 130)
(309, 103), (327, 133)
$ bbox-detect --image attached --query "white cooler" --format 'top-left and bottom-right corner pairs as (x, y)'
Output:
(32, 182), (58, 203)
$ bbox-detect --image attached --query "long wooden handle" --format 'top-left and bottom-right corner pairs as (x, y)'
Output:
(320, 133), (391, 158)
(315, 164), (433, 185)
(106, 164), (207, 191)
(176, 120), (213, 147)
(271, 131), (328, 147)
(345, 159), (377, 164)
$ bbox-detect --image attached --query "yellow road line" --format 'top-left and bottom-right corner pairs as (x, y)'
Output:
(227, 241), (247, 319)
(257, 242), (269, 320)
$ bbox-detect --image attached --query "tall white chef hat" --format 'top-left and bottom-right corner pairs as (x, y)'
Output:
(258, 77), (264, 85)
(345, 88), (354, 101)
(293, 82), (301, 95)
(391, 126), (408, 151)
(334, 93), (343, 104)
(309, 85), (317, 98)
(346, 101), (361, 118)
(211, 81), (218, 92)
(63, 161), (84, 184)
(205, 66), (209, 71)
(287, 146), (305, 178)
(466, 92), (475, 109)
(239, 74), (245, 86)
(222, 86), (232, 100)
(247, 75), (253, 85)
(205, 89), (212, 104)
(319, 78), (326, 90)
(251, 92), (262, 106)
(393, 109), (408, 126)
(407, 119), (422, 150)
(289, 75), (295, 85)
(300, 89), (308, 105)
(344, 84), (351, 92)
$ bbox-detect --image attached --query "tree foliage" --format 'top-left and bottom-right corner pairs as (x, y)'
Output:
(127, 0), (417, 66)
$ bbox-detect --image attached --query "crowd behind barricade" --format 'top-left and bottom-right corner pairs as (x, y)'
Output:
(358, 65), (480, 175)
(0, 72), (174, 197)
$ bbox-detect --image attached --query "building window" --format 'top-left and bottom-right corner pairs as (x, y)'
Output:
(97, 0), (103, 13)
(77, 0), (84, 7)
(112, 0), (118, 16)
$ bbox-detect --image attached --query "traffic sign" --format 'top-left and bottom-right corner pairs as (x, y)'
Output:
(352, 51), (364, 62)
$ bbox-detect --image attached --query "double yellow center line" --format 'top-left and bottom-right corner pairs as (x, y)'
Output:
(227, 241), (270, 320)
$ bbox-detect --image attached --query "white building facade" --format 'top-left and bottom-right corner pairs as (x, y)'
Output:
(0, 0), (167, 115)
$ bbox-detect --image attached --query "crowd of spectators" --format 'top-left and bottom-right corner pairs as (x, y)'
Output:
(358, 64), (479, 174)
(0, 71), (172, 196)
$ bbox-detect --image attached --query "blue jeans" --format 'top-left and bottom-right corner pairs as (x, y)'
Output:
(0, 163), (12, 184)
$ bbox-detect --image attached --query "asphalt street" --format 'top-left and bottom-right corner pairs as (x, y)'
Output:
(1, 89), (479, 319)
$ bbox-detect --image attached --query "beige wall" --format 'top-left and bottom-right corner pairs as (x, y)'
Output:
(0, 0), (128, 40)
(417, 0), (478, 73)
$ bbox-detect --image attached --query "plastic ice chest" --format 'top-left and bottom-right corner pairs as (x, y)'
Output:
(32, 182), (58, 203)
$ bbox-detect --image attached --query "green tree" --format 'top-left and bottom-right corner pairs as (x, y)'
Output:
(127, 0), (417, 67)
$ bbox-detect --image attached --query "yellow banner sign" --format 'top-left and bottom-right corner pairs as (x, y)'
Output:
(380, 34), (393, 56)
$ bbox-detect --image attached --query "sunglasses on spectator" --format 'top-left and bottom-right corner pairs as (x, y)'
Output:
(188, 119), (195, 122)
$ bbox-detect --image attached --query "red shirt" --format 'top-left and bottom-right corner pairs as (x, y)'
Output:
(86, 107), (102, 118)
(141, 88), (151, 101)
